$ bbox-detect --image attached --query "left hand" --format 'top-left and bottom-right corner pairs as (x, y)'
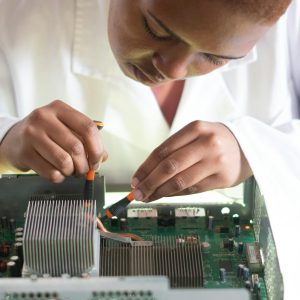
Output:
(131, 120), (253, 202)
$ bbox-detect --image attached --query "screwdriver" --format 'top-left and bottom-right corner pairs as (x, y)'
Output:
(83, 121), (104, 200)
(101, 191), (135, 221)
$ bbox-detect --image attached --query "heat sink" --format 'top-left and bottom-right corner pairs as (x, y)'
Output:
(99, 235), (204, 288)
(23, 198), (99, 277)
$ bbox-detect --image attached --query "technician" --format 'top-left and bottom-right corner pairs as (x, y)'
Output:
(0, 0), (299, 296)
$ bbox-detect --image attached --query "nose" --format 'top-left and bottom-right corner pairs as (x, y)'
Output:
(152, 44), (194, 80)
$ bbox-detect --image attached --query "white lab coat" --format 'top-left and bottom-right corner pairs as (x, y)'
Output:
(0, 0), (299, 297)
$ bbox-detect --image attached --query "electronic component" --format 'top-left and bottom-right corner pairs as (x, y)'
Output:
(0, 174), (282, 299)
(99, 235), (204, 288)
(238, 242), (244, 255)
(175, 207), (205, 218)
(110, 216), (118, 226)
(243, 267), (250, 281)
(22, 199), (99, 277)
(7, 261), (17, 278)
(219, 268), (226, 282)
(235, 224), (241, 237)
(157, 207), (175, 227)
(127, 207), (158, 218)
(237, 264), (245, 278)
(207, 215), (214, 230)
(245, 243), (263, 272)
(228, 238), (234, 252)
(232, 214), (240, 225)
(119, 218), (128, 231)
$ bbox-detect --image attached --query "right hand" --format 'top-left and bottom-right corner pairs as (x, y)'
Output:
(0, 100), (107, 183)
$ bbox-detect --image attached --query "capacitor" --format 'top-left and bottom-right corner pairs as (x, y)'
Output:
(245, 280), (251, 290)
(232, 214), (240, 225)
(219, 268), (226, 282)
(9, 218), (16, 231)
(119, 218), (128, 231)
(1, 216), (8, 229)
(237, 264), (244, 278)
(14, 242), (23, 263)
(0, 260), (7, 273)
(110, 216), (118, 227)
(7, 261), (17, 277)
(238, 242), (244, 255)
(0, 244), (10, 257)
(15, 232), (23, 238)
(234, 225), (241, 237)
(15, 227), (23, 233)
(243, 267), (250, 281)
(228, 238), (234, 252)
(10, 256), (21, 276)
(207, 215), (214, 231)
(251, 274), (261, 293)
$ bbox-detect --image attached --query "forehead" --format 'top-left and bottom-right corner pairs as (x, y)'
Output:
(140, 0), (268, 56)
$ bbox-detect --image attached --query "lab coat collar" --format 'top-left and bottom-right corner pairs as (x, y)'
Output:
(72, 0), (122, 80)
(71, 0), (257, 80)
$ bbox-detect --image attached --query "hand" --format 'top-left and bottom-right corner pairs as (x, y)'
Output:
(0, 100), (107, 183)
(131, 120), (252, 202)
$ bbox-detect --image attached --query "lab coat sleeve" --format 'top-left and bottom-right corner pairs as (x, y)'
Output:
(0, 1), (21, 145)
(223, 4), (300, 297)
(0, 48), (20, 144)
(223, 117), (300, 300)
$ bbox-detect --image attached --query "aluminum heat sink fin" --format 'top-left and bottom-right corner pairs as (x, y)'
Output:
(23, 199), (98, 277)
(99, 235), (204, 288)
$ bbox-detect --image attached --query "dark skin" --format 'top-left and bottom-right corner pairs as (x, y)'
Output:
(108, 0), (269, 201)
(0, 0), (272, 199)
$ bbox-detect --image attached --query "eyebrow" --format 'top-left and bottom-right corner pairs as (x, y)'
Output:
(147, 10), (246, 61)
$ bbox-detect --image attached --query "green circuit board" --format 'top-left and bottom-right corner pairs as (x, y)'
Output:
(0, 175), (269, 299)
(102, 214), (267, 300)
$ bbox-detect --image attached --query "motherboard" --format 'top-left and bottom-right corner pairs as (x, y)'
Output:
(0, 174), (282, 300)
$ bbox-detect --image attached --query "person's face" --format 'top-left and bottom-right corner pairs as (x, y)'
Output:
(108, 0), (270, 86)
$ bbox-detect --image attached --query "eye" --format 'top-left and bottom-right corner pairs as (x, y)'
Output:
(202, 53), (228, 66)
(143, 17), (171, 41)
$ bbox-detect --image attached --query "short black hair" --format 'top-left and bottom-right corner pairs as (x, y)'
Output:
(223, 0), (291, 24)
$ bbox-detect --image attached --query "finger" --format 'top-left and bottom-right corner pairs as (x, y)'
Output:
(27, 150), (65, 183)
(172, 174), (223, 197)
(32, 132), (75, 176)
(132, 138), (207, 201)
(144, 159), (214, 202)
(47, 120), (90, 176)
(131, 121), (208, 187)
(53, 101), (103, 169)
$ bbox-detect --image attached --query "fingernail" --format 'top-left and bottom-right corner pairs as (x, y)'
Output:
(133, 189), (144, 201)
(131, 177), (140, 188)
